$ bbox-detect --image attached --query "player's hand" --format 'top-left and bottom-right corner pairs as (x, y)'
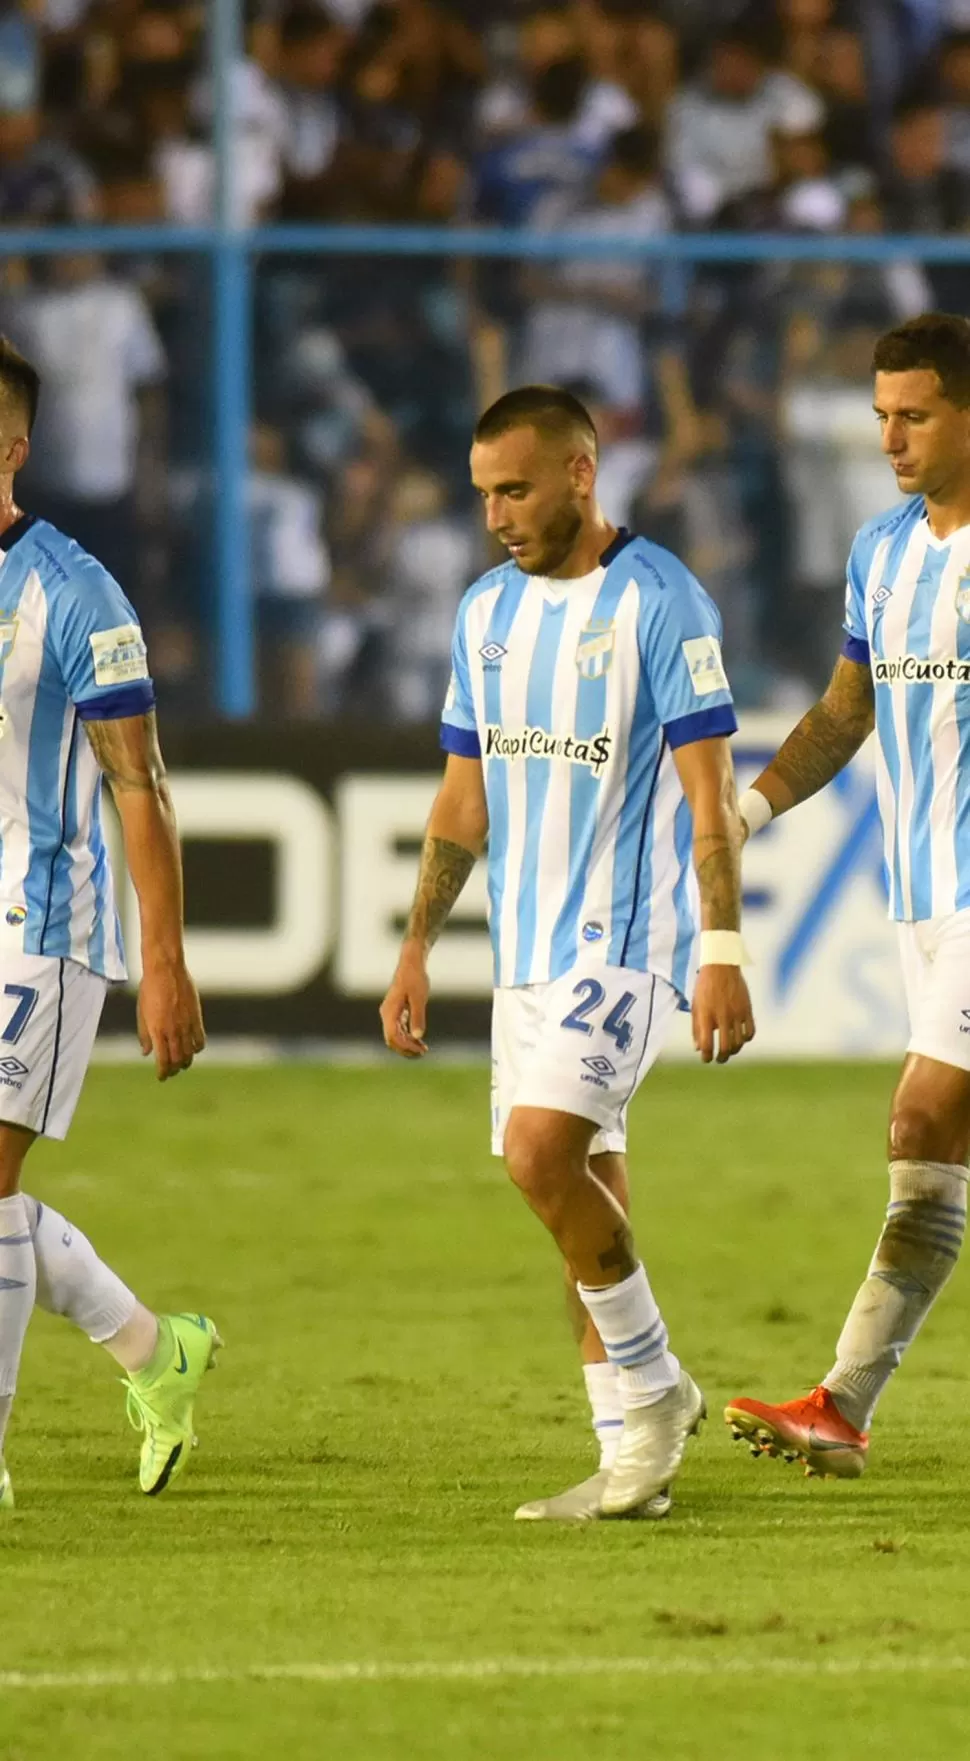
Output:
(137, 958), (206, 1081)
(692, 966), (755, 1065)
(380, 949), (430, 1058)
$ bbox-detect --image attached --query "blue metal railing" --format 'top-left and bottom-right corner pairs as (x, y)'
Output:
(0, 0), (967, 713)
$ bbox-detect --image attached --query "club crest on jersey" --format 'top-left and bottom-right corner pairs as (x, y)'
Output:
(956, 575), (970, 625)
(0, 618), (18, 668)
(576, 622), (614, 680)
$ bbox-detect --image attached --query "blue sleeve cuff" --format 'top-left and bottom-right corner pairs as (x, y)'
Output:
(75, 681), (156, 722)
(841, 634), (870, 665)
(664, 703), (738, 749)
(440, 722), (481, 758)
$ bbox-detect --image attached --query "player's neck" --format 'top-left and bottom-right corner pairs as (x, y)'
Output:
(923, 483), (970, 541)
(0, 488), (23, 540)
(545, 512), (618, 580)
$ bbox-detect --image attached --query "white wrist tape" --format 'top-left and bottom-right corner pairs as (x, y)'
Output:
(738, 788), (773, 836)
(699, 930), (745, 967)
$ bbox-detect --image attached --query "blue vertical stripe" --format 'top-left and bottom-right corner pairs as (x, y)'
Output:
(669, 794), (695, 997)
(609, 714), (663, 968)
(904, 547), (947, 919)
(513, 600), (567, 984)
(0, 551), (33, 895)
(550, 563), (632, 972)
(956, 606), (970, 911)
(482, 574), (529, 982)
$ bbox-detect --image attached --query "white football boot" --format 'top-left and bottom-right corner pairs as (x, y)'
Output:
(599, 1370), (705, 1517)
(515, 1467), (671, 1523)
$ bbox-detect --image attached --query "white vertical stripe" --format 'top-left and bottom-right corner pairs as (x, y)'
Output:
(879, 521), (929, 918)
(863, 537), (896, 913)
(496, 586), (545, 984)
(465, 584), (506, 733)
(927, 536), (970, 917)
(531, 578), (602, 965)
(67, 739), (100, 961)
(0, 570), (48, 911)
(577, 578), (641, 954)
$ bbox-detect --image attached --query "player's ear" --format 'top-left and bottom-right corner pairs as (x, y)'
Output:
(570, 450), (596, 499)
(3, 435), (28, 474)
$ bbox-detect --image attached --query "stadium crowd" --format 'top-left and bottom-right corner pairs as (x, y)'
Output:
(1, 0), (970, 716)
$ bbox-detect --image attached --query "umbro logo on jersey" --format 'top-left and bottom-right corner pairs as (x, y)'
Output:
(872, 584), (892, 606)
(479, 641), (507, 664)
(961, 1010), (970, 1034)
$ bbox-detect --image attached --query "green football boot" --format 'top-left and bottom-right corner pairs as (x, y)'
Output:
(0, 1461), (13, 1513)
(123, 1313), (222, 1495)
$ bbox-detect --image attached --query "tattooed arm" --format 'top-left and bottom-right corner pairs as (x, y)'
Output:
(84, 713), (204, 1080)
(380, 753), (488, 1058)
(749, 655), (875, 821)
(673, 735), (755, 1064)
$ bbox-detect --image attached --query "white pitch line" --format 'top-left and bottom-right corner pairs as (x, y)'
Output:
(0, 1655), (967, 1693)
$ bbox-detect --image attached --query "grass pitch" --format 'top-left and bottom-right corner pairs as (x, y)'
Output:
(2, 1060), (969, 1760)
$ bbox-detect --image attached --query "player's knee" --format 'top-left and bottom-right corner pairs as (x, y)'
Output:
(503, 1115), (578, 1208)
(889, 1102), (964, 1165)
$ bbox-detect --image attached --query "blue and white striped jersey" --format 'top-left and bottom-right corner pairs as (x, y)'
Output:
(441, 529), (737, 995)
(843, 496), (970, 922)
(0, 514), (155, 981)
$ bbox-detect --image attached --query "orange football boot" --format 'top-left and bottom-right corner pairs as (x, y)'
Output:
(723, 1385), (868, 1479)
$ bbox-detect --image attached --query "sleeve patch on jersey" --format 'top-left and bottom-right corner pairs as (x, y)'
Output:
(682, 635), (729, 697)
(89, 624), (149, 687)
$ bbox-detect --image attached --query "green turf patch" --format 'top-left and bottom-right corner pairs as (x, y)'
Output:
(1, 1063), (967, 1758)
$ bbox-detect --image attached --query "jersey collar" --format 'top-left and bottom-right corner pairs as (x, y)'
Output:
(599, 526), (631, 566)
(0, 514), (36, 553)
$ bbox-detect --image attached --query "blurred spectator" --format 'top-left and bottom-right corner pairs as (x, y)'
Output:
(249, 420), (329, 719)
(478, 3), (638, 151)
(883, 98), (970, 231)
(276, 5), (344, 198)
(318, 449), (394, 715)
(941, 30), (970, 174)
(666, 26), (825, 223)
(137, 59), (215, 224)
(0, 255), (167, 589)
(0, 104), (95, 223)
(386, 465), (474, 721)
(814, 29), (876, 172)
(474, 58), (605, 227)
(0, 0), (39, 112)
(519, 124), (671, 411)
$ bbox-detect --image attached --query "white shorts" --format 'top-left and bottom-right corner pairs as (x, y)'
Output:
(490, 964), (681, 1157)
(898, 911), (970, 1072)
(0, 954), (106, 1140)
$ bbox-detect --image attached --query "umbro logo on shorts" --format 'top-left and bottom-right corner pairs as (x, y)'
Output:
(582, 1055), (616, 1079)
(0, 1055), (28, 1087)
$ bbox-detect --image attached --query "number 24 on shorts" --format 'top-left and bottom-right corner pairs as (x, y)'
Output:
(560, 979), (636, 1053)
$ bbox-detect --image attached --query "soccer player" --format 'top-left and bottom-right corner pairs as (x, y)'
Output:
(381, 386), (754, 1521)
(725, 312), (970, 1480)
(0, 335), (219, 1509)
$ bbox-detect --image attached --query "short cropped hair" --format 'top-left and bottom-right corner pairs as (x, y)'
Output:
(474, 385), (598, 456)
(872, 313), (970, 409)
(0, 335), (40, 434)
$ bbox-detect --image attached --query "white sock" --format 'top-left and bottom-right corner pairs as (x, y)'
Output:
(583, 1360), (623, 1468)
(23, 1195), (152, 1364)
(823, 1159), (967, 1432)
(577, 1263), (680, 1410)
(0, 1192), (37, 1450)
